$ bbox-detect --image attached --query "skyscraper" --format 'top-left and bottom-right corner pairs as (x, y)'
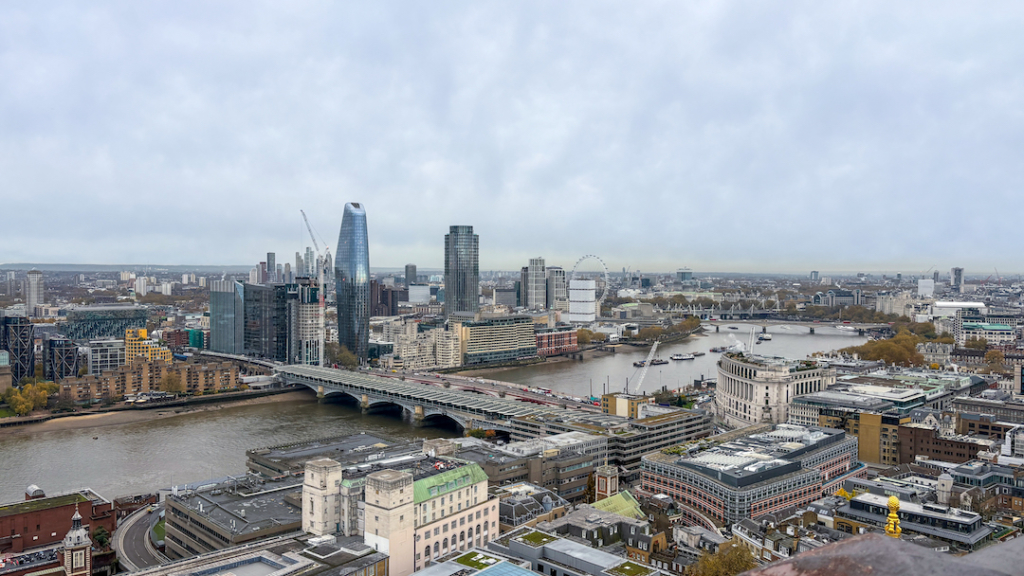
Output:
(336, 203), (370, 362)
(209, 280), (244, 354)
(25, 270), (43, 316)
(444, 225), (479, 318)
(546, 266), (567, 311)
(405, 264), (417, 287)
(526, 257), (546, 309)
(295, 252), (305, 277)
(305, 247), (315, 276)
(267, 253), (276, 282)
(951, 267), (964, 294)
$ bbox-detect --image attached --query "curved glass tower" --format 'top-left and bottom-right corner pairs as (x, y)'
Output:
(335, 202), (370, 362)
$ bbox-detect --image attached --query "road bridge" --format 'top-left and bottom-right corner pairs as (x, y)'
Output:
(276, 365), (566, 431)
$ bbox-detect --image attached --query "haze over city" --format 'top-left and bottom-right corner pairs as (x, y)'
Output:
(4, 2), (1024, 271)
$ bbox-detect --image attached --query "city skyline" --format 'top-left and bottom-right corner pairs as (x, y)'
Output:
(3, 3), (1024, 271)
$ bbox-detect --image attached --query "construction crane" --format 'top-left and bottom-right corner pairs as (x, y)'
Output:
(632, 340), (660, 394)
(300, 210), (328, 368)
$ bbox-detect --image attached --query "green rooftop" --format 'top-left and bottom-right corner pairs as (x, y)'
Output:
(606, 561), (654, 576)
(0, 493), (88, 518)
(454, 552), (502, 570)
(517, 530), (559, 547)
(591, 491), (644, 520)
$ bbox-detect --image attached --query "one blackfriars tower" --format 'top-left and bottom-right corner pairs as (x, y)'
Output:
(444, 225), (479, 318)
(335, 203), (370, 362)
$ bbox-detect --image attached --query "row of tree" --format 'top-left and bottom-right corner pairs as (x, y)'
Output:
(838, 321), (953, 367)
(2, 381), (59, 416)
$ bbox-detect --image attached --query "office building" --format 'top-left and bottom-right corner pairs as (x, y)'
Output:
(336, 202), (371, 362)
(1, 313), (35, 382)
(838, 492), (990, 550)
(295, 252), (305, 278)
(897, 424), (994, 464)
(5, 271), (14, 297)
(266, 252), (276, 282)
(950, 267), (964, 293)
(407, 284), (430, 304)
(451, 315), (537, 365)
(24, 269), (43, 316)
(165, 475), (303, 559)
(444, 225), (479, 317)
(87, 339), (126, 376)
(545, 266), (567, 311)
(405, 264), (417, 286)
(494, 287), (517, 307)
(566, 279), (597, 323)
(918, 278), (935, 297)
(678, 268), (694, 282)
(362, 460), (496, 576)
(487, 528), (657, 576)
(640, 424), (864, 525)
(370, 281), (406, 317)
(44, 336), (80, 381)
(0, 352), (11, 394)
(818, 409), (908, 466)
(535, 326), (578, 357)
(715, 353), (836, 428)
(524, 258), (546, 309)
(209, 280), (245, 354)
(810, 271), (819, 282)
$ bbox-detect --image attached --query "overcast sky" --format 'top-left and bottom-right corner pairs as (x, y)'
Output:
(2, 2), (1023, 274)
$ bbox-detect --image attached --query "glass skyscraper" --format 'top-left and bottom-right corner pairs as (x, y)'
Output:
(335, 202), (370, 362)
(444, 225), (479, 317)
(209, 280), (244, 354)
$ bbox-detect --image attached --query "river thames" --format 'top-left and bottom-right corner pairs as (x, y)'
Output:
(0, 323), (866, 503)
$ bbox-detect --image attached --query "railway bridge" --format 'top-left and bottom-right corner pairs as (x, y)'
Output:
(276, 365), (565, 431)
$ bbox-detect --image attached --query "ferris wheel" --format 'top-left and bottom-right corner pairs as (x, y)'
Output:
(570, 254), (611, 307)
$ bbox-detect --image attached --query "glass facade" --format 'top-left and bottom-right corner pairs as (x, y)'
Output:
(0, 314), (35, 382)
(243, 283), (290, 362)
(209, 280), (244, 354)
(335, 202), (370, 362)
(444, 225), (479, 317)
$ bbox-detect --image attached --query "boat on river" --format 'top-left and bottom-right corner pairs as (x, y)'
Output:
(670, 353), (695, 361)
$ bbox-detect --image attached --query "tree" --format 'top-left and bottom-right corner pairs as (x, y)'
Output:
(55, 388), (76, 412)
(160, 372), (184, 394)
(325, 342), (359, 369)
(577, 329), (593, 345)
(965, 337), (988, 350)
(582, 472), (596, 504)
(591, 331), (606, 343)
(92, 526), (110, 549)
(466, 428), (487, 439)
(985, 350), (1006, 373)
(689, 541), (756, 576)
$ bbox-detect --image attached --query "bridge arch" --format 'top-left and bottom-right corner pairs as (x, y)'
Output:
(419, 412), (466, 431)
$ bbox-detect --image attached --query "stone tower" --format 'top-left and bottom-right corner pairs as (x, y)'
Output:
(595, 465), (619, 502)
(62, 506), (92, 576)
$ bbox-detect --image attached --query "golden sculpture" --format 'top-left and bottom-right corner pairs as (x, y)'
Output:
(885, 495), (902, 538)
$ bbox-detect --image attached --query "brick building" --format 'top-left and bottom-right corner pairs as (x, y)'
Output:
(897, 423), (995, 464)
(0, 488), (115, 554)
(58, 358), (239, 404)
(534, 327), (578, 357)
(162, 329), (190, 349)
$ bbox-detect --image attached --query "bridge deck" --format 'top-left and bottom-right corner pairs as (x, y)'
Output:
(277, 365), (564, 421)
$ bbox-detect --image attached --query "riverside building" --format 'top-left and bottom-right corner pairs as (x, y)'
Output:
(715, 353), (835, 428)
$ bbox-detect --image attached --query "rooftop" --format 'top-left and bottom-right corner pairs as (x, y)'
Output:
(167, 476), (303, 536)
(0, 493), (90, 519)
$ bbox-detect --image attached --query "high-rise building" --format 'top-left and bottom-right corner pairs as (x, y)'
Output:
(443, 225), (479, 318)
(295, 252), (304, 278)
(243, 283), (290, 362)
(284, 262), (292, 284)
(305, 247), (315, 276)
(44, 336), (80, 381)
(405, 264), (417, 286)
(567, 279), (597, 323)
(266, 253), (276, 282)
(1, 313), (34, 382)
(124, 328), (172, 367)
(677, 268), (694, 282)
(5, 271), (15, 298)
(526, 257), (546, 309)
(209, 280), (245, 354)
(933, 270), (940, 283)
(25, 269), (43, 316)
(546, 266), (567, 311)
(133, 276), (148, 296)
(335, 202), (370, 362)
(287, 278), (323, 366)
(810, 270), (819, 282)
(951, 267), (964, 293)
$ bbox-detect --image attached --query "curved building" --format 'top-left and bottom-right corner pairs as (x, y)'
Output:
(335, 203), (370, 362)
(715, 353), (835, 428)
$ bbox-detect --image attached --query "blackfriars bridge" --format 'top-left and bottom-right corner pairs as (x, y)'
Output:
(276, 365), (565, 431)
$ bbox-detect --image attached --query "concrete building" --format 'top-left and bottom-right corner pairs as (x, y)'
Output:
(405, 264), (417, 286)
(950, 267), (964, 293)
(960, 322), (1015, 345)
(59, 358), (239, 403)
(602, 393), (651, 419)
(715, 354), (836, 428)
(303, 458), (344, 536)
(545, 267), (567, 311)
(86, 340), (125, 376)
(897, 424), (995, 464)
(535, 505), (667, 564)
(487, 528), (662, 576)
(165, 476), (303, 559)
(24, 270), (43, 317)
(838, 492), (990, 551)
(640, 424), (864, 525)
(524, 258), (546, 310)
(361, 461), (495, 576)
(287, 278), (324, 366)
(452, 315), (537, 366)
(818, 409), (908, 466)
(382, 319), (461, 370)
(566, 279), (597, 323)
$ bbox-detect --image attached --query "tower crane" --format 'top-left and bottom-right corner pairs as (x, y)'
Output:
(300, 210), (329, 368)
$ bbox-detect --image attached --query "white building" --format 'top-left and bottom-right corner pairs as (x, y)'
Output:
(133, 276), (148, 296)
(303, 458), (343, 536)
(918, 279), (935, 297)
(545, 267), (568, 311)
(716, 354), (836, 428)
(566, 279), (596, 323)
(25, 270), (44, 315)
(525, 257), (546, 309)
(383, 319), (461, 370)
(407, 284), (431, 304)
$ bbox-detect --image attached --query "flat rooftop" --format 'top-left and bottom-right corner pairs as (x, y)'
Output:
(168, 476), (303, 536)
(247, 433), (413, 475)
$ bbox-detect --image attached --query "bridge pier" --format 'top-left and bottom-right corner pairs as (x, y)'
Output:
(858, 328), (865, 336)
(809, 327), (815, 334)
(762, 326), (767, 333)
(715, 325), (719, 333)
(412, 405), (425, 427)
(360, 394), (370, 414)
(316, 385), (325, 403)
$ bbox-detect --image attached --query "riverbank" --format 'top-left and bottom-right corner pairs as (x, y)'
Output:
(455, 347), (620, 377)
(0, 390), (313, 437)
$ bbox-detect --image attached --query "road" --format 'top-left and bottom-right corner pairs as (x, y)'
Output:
(114, 504), (166, 571)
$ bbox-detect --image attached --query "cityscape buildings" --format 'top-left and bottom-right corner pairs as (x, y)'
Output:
(209, 280), (244, 354)
(444, 225), (479, 318)
(24, 269), (43, 316)
(335, 202), (370, 362)
(405, 263), (417, 286)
